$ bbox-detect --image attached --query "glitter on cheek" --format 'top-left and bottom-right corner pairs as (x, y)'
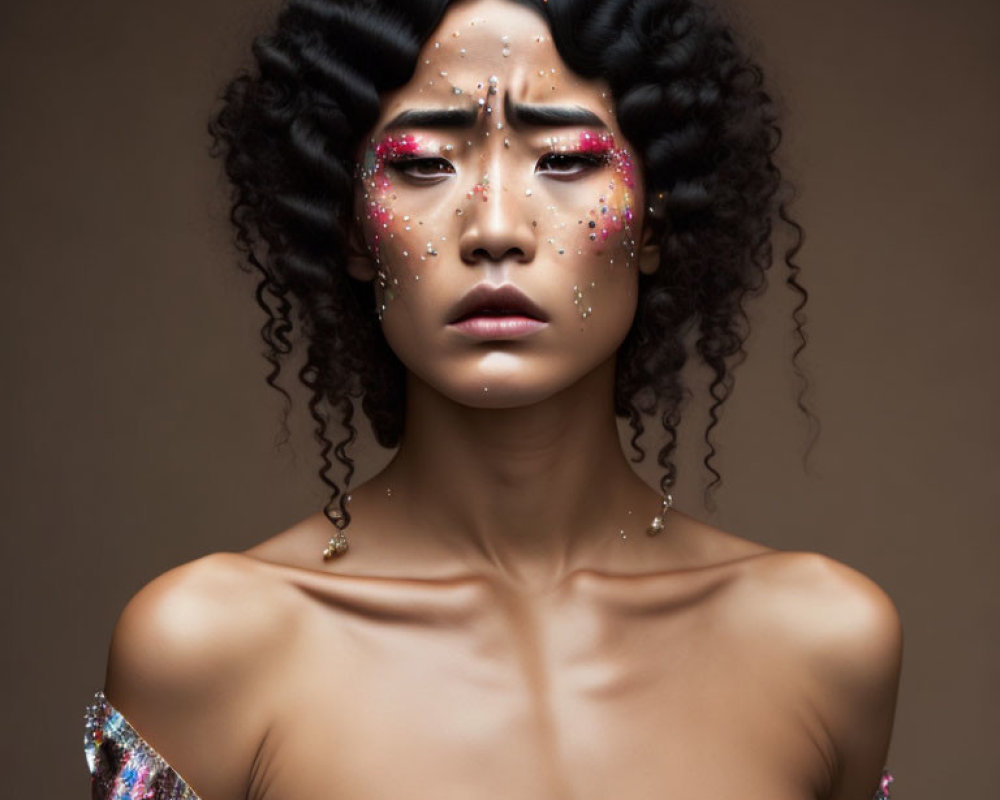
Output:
(568, 131), (639, 265)
(356, 133), (440, 317)
(360, 133), (423, 260)
(571, 281), (598, 320)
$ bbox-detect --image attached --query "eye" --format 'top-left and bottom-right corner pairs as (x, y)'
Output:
(536, 152), (608, 178)
(389, 157), (455, 183)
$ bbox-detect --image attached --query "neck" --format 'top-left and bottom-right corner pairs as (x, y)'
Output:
(377, 357), (658, 586)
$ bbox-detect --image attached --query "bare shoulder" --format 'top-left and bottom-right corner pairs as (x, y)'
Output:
(104, 552), (298, 800)
(733, 550), (902, 793)
(107, 552), (295, 692)
(736, 550), (902, 680)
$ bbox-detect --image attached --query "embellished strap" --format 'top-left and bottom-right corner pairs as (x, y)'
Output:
(84, 692), (200, 800)
(874, 770), (895, 799)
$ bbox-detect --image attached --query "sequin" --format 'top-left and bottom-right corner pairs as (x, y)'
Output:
(875, 770), (895, 799)
(84, 692), (199, 800)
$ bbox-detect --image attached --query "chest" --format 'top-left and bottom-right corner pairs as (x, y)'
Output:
(250, 587), (830, 800)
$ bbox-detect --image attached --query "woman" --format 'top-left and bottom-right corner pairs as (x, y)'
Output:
(85, 0), (902, 798)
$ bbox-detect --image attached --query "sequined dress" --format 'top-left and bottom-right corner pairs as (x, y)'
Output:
(84, 691), (895, 799)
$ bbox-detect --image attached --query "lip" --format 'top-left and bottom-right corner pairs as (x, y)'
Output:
(447, 284), (549, 326)
(450, 316), (548, 339)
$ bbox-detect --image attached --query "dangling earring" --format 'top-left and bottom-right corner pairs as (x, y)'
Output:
(647, 469), (675, 537)
(646, 493), (674, 536)
(322, 495), (351, 559)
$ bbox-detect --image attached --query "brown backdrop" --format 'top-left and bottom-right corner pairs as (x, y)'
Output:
(1, 0), (997, 797)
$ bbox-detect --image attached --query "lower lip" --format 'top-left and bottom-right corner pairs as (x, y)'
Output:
(450, 316), (548, 338)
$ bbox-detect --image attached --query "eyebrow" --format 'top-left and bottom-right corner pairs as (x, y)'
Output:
(381, 97), (609, 132)
(504, 94), (608, 129)
(383, 107), (479, 130)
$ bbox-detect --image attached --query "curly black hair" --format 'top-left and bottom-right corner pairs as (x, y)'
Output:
(209, 0), (809, 531)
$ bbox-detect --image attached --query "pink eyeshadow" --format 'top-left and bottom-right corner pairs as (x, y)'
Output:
(362, 134), (422, 258)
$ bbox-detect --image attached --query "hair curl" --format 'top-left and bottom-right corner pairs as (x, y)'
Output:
(209, 0), (810, 530)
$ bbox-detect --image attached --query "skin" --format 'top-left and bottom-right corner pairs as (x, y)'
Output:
(103, 2), (902, 799)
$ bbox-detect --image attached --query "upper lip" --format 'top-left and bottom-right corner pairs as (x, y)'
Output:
(447, 284), (549, 324)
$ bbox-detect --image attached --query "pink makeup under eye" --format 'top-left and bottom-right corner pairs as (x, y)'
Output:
(360, 134), (423, 258)
(577, 130), (636, 191)
(569, 131), (637, 254)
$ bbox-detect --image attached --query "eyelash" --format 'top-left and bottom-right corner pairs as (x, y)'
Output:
(387, 157), (455, 182)
(385, 150), (611, 184)
(536, 152), (610, 176)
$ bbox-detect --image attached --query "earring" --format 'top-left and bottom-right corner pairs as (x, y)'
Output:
(322, 497), (351, 559)
(646, 493), (674, 536)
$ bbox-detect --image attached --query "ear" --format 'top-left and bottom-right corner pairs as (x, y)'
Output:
(637, 224), (660, 276)
(345, 213), (377, 281)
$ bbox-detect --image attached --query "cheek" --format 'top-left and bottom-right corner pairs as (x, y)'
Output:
(582, 147), (637, 261)
(359, 140), (447, 283)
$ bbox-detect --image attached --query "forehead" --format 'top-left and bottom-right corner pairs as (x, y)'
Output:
(374, 0), (617, 129)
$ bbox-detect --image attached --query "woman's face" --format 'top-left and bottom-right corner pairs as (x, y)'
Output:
(354, 0), (652, 409)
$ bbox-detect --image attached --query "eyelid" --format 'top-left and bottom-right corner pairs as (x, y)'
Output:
(536, 151), (610, 175)
(386, 155), (456, 181)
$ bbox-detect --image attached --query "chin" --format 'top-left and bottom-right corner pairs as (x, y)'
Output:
(438, 377), (567, 410)
(410, 357), (613, 412)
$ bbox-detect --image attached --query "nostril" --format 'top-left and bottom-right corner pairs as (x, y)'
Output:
(469, 246), (526, 263)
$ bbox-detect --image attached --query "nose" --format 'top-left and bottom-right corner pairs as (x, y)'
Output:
(458, 167), (537, 265)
